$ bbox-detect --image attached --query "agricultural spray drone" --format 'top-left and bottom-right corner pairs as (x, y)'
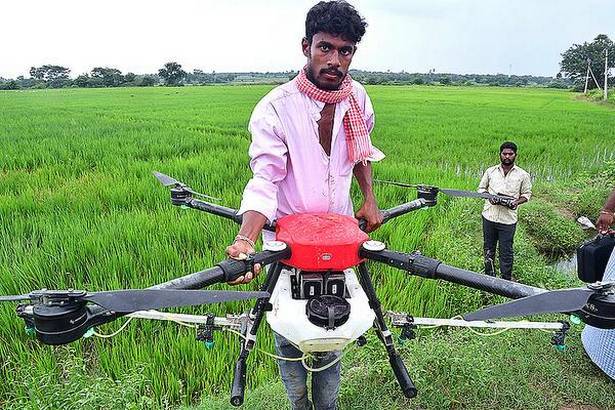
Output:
(1, 172), (614, 406)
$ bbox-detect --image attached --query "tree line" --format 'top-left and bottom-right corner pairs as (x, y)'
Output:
(0, 66), (159, 90)
(1, 34), (611, 91)
(0, 63), (570, 90)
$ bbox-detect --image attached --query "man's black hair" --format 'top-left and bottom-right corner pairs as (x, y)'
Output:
(305, 1), (367, 44)
(500, 141), (518, 153)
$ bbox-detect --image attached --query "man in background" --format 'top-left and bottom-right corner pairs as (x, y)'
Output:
(478, 141), (532, 281)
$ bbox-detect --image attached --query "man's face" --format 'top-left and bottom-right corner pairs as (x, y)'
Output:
(302, 32), (356, 90)
(500, 148), (516, 166)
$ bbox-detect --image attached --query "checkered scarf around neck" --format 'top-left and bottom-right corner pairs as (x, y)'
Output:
(295, 67), (373, 163)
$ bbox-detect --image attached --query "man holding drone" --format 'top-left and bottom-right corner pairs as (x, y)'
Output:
(478, 141), (532, 281)
(226, 1), (383, 409)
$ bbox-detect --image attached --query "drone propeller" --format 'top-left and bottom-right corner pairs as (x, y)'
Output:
(0, 294), (31, 302)
(463, 286), (599, 321)
(153, 171), (221, 201)
(438, 188), (492, 200)
(373, 179), (421, 189)
(374, 179), (519, 210)
(85, 289), (268, 312)
(153, 171), (181, 187)
(375, 179), (491, 200)
(0, 289), (269, 313)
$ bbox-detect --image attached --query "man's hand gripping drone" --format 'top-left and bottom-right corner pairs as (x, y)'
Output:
(2, 172), (614, 406)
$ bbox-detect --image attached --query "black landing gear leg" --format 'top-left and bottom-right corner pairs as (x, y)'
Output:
(357, 263), (418, 398)
(230, 262), (283, 406)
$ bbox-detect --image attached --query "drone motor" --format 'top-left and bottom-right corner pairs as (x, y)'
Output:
(16, 290), (92, 345)
(576, 290), (615, 329)
(416, 186), (438, 206)
(170, 186), (192, 205)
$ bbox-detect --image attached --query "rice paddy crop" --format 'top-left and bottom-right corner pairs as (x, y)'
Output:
(0, 85), (614, 408)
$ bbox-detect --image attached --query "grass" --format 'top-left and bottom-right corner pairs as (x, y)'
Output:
(585, 88), (615, 106)
(0, 85), (614, 408)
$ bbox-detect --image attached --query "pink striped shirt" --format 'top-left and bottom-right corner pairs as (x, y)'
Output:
(237, 78), (383, 240)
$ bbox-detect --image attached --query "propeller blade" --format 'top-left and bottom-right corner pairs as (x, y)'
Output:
(375, 179), (506, 203)
(439, 188), (491, 200)
(153, 171), (221, 201)
(463, 288), (594, 321)
(374, 179), (421, 189)
(184, 188), (221, 202)
(84, 289), (269, 313)
(153, 171), (181, 187)
(375, 180), (489, 199)
(0, 294), (32, 302)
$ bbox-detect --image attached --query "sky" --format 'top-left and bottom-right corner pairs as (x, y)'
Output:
(1, 0), (613, 79)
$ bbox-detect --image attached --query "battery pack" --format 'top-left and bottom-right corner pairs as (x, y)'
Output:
(577, 234), (615, 283)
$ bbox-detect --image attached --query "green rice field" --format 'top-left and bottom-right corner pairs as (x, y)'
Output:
(0, 85), (614, 409)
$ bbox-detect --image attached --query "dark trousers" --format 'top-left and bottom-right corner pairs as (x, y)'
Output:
(482, 216), (516, 280)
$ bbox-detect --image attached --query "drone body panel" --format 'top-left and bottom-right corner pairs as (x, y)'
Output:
(266, 267), (375, 352)
(275, 213), (368, 271)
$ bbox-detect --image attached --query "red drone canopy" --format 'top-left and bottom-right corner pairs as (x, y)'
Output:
(275, 213), (369, 271)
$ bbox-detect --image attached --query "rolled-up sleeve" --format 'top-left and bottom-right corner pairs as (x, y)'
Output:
(520, 172), (532, 201)
(237, 102), (288, 223)
(477, 169), (490, 193)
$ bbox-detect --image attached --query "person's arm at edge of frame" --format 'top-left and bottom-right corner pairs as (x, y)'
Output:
(354, 160), (383, 233)
(596, 187), (615, 234)
(353, 87), (382, 233)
